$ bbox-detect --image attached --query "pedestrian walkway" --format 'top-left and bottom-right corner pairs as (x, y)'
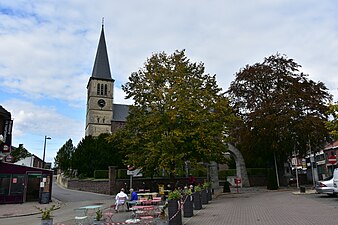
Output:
(1, 186), (329, 225)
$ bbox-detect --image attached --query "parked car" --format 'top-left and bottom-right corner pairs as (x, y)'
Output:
(316, 175), (335, 196)
(333, 168), (338, 195)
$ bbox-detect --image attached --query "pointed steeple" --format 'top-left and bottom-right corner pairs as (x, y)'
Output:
(91, 22), (112, 80)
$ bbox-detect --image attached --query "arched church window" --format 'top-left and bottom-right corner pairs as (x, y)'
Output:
(104, 84), (108, 95)
(97, 83), (100, 95)
(97, 117), (100, 123)
(100, 84), (104, 95)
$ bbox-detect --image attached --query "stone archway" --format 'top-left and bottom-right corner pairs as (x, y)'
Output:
(227, 143), (250, 187)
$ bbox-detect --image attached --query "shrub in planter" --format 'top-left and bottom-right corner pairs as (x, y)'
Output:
(193, 185), (202, 210)
(35, 204), (56, 225)
(168, 189), (182, 225)
(182, 189), (193, 218)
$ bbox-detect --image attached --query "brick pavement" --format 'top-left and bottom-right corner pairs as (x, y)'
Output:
(2, 187), (337, 225)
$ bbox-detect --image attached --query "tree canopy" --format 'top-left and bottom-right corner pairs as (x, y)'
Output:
(325, 103), (338, 139)
(11, 144), (31, 163)
(54, 134), (124, 177)
(54, 139), (74, 173)
(118, 50), (235, 176)
(227, 53), (332, 167)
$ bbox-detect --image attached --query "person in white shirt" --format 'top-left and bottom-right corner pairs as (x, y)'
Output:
(115, 188), (128, 212)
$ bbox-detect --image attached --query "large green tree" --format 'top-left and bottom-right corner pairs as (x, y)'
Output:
(118, 50), (235, 176)
(72, 134), (124, 177)
(227, 53), (332, 168)
(54, 139), (74, 174)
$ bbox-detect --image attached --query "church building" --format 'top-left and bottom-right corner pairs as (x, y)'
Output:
(85, 24), (129, 137)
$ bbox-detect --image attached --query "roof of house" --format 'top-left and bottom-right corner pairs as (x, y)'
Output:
(324, 140), (338, 150)
(0, 105), (11, 119)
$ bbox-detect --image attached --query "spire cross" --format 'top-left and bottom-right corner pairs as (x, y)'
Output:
(102, 17), (104, 28)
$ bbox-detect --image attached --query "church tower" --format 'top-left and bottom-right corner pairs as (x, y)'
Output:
(85, 23), (114, 136)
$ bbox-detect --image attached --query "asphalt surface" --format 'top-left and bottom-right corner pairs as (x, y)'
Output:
(1, 186), (338, 225)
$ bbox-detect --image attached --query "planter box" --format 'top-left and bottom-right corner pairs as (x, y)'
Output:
(41, 219), (53, 225)
(168, 199), (182, 225)
(183, 195), (193, 217)
(193, 191), (202, 210)
(201, 189), (209, 204)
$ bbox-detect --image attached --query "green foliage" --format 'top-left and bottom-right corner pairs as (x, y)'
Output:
(117, 169), (128, 179)
(94, 170), (109, 179)
(35, 205), (56, 220)
(194, 185), (202, 192)
(218, 169), (236, 178)
(54, 139), (74, 173)
(326, 103), (338, 139)
(11, 144), (31, 163)
(227, 53), (332, 167)
(120, 50), (236, 177)
(71, 134), (125, 177)
(203, 182), (211, 189)
(168, 189), (182, 200)
(95, 209), (103, 221)
(183, 188), (192, 195)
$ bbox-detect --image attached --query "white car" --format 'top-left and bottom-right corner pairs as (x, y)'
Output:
(333, 168), (338, 195)
(316, 175), (335, 196)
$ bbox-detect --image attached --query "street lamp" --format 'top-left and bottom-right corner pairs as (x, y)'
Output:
(42, 136), (51, 168)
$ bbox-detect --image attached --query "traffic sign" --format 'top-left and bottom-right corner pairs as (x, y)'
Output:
(328, 155), (337, 164)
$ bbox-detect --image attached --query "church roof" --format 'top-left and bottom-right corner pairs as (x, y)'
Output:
(113, 104), (129, 122)
(91, 25), (112, 80)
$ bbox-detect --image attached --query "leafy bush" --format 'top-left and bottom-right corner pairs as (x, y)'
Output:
(117, 169), (128, 179)
(168, 189), (182, 200)
(94, 170), (109, 179)
(35, 205), (56, 220)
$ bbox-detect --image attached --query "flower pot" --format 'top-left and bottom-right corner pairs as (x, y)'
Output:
(93, 220), (104, 225)
(168, 199), (182, 225)
(183, 195), (193, 217)
(41, 219), (53, 225)
(193, 191), (202, 210)
(201, 189), (209, 204)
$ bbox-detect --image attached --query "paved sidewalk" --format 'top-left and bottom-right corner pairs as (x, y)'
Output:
(0, 186), (322, 225)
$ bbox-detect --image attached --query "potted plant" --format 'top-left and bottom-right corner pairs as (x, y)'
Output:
(182, 188), (193, 218)
(203, 181), (212, 201)
(201, 183), (209, 204)
(35, 204), (56, 225)
(193, 185), (202, 210)
(167, 189), (182, 225)
(93, 209), (104, 225)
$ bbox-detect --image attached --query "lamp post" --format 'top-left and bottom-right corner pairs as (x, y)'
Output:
(42, 136), (51, 168)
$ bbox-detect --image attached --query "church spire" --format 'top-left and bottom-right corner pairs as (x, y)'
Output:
(91, 21), (112, 80)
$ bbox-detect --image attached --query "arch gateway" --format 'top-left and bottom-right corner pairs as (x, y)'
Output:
(209, 143), (250, 188)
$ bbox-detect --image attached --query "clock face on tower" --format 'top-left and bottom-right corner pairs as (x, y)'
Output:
(97, 99), (106, 108)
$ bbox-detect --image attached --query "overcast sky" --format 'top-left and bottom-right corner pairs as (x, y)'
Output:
(1, 0), (338, 164)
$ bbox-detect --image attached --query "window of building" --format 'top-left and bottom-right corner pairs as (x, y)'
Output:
(97, 84), (100, 95)
(100, 84), (104, 95)
(104, 84), (108, 95)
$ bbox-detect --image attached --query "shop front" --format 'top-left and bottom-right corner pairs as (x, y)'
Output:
(0, 162), (53, 204)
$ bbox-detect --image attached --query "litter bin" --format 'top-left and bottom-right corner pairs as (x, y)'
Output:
(299, 186), (306, 193)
